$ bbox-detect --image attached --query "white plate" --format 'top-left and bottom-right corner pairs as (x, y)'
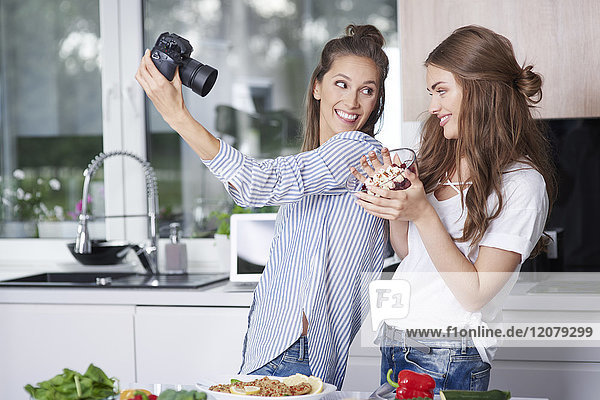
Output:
(200, 375), (336, 400)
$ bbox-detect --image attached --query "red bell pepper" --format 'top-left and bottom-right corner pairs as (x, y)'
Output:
(386, 368), (435, 399)
(130, 392), (157, 400)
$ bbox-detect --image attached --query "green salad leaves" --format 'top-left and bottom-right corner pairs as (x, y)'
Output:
(24, 363), (117, 400)
(157, 389), (207, 400)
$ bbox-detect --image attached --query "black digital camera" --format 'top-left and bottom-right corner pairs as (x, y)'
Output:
(151, 32), (218, 97)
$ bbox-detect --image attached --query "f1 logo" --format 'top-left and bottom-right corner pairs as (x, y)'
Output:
(368, 279), (411, 331)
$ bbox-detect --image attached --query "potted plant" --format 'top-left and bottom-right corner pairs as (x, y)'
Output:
(0, 169), (62, 238)
(38, 185), (89, 239)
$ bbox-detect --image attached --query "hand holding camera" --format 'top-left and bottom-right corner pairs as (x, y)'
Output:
(151, 32), (218, 97)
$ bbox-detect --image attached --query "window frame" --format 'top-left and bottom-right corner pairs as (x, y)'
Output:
(1, 0), (407, 265)
(100, 0), (148, 243)
(0, 0), (156, 261)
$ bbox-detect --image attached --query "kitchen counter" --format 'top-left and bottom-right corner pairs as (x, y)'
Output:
(1, 264), (599, 311)
(323, 392), (548, 400)
(0, 259), (254, 307)
(0, 280), (254, 306)
(1, 261), (597, 400)
(503, 271), (600, 311)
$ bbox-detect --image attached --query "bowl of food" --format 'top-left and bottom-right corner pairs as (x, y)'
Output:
(346, 148), (417, 193)
(202, 374), (335, 400)
(67, 240), (132, 265)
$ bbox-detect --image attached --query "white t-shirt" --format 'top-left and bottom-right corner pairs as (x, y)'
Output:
(386, 162), (549, 363)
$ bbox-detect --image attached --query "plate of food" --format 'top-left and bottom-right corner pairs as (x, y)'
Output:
(346, 148), (417, 194)
(200, 374), (336, 400)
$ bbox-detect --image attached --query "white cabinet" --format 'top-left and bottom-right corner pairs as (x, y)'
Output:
(0, 302), (249, 399)
(3, 288), (598, 399)
(134, 306), (250, 383)
(490, 358), (600, 399)
(344, 320), (381, 391)
(344, 354), (381, 392)
(0, 303), (136, 400)
(344, 308), (600, 398)
(489, 309), (600, 398)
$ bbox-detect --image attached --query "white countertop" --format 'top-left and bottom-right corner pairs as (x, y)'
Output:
(503, 271), (600, 311)
(0, 262), (599, 311)
(0, 260), (254, 307)
(325, 391), (548, 400)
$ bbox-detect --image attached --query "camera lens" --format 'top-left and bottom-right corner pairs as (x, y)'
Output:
(180, 58), (218, 97)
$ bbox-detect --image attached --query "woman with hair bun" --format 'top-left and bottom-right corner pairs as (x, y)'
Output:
(137, 24), (390, 388)
(353, 25), (557, 392)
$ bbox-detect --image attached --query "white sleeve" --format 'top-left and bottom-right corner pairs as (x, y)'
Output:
(479, 169), (549, 262)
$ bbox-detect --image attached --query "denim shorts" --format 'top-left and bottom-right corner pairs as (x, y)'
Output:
(378, 325), (490, 394)
(248, 336), (311, 377)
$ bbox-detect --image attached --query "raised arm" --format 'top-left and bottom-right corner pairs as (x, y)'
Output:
(137, 49), (382, 207)
(135, 49), (220, 160)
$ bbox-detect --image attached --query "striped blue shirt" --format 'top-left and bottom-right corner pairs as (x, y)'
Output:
(203, 131), (388, 388)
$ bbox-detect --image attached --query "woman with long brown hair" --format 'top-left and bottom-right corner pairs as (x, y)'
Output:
(353, 25), (556, 392)
(137, 25), (390, 388)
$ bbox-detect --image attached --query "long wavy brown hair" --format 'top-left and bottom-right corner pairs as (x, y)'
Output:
(301, 24), (389, 151)
(418, 25), (557, 255)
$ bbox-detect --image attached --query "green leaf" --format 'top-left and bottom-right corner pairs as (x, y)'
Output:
(84, 363), (115, 387)
(195, 391), (207, 400)
(24, 364), (117, 400)
(157, 389), (177, 400)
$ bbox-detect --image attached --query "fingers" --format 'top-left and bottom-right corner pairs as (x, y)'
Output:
(353, 190), (405, 221)
(349, 166), (367, 183)
(368, 150), (384, 170)
(381, 147), (392, 167)
(403, 162), (419, 185)
(408, 158), (419, 175)
(354, 200), (394, 220)
(136, 49), (170, 88)
(136, 50), (157, 93)
(360, 185), (389, 198)
(140, 50), (157, 79)
(359, 154), (375, 177)
(354, 147), (393, 180)
(172, 64), (182, 86)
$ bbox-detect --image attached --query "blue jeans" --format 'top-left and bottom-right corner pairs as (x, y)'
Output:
(248, 336), (312, 377)
(379, 326), (490, 394)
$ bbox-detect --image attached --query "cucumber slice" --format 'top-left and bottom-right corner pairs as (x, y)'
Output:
(439, 390), (511, 400)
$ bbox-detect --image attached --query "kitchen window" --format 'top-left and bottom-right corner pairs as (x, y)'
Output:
(0, 0), (399, 243)
(0, 0), (103, 238)
(142, 0), (399, 238)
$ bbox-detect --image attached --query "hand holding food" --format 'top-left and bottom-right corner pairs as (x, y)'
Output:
(361, 163), (411, 194)
(349, 148), (417, 195)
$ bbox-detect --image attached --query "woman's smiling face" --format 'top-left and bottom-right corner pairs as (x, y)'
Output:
(313, 55), (379, 144)
(426, 64), (463, 140)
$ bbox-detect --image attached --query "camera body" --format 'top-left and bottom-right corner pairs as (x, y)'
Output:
(151, 32), (218, 97)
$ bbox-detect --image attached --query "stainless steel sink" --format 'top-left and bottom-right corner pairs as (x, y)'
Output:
(0, 272), (228, 289)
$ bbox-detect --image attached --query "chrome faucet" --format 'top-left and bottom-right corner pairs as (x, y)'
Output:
(74, 151), (160, 275)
